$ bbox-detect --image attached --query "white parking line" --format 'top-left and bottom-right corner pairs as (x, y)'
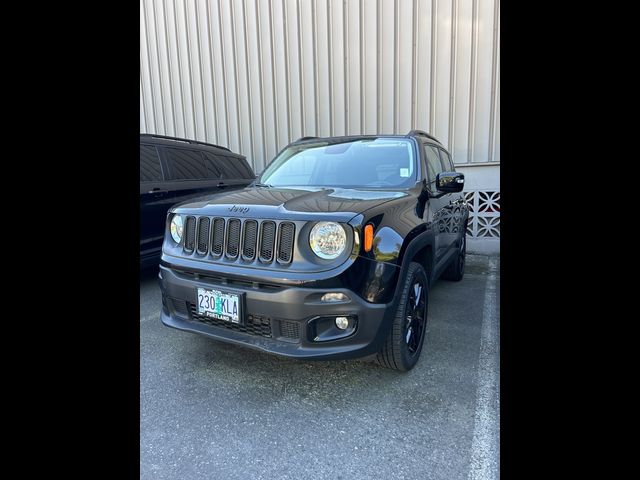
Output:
(468, 256), (500, 480)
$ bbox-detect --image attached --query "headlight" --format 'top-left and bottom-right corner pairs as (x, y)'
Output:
(170, 215), (184, 243)
(309, 222), (347, 259)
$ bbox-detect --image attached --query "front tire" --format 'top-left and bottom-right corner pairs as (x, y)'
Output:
(375, 262), (429, 371)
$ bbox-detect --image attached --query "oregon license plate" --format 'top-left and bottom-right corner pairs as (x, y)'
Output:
(196, 288), (241, 324)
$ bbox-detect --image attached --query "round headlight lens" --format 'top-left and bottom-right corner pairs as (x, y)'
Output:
(309, 222), (347, 259)
(170, 215), (184, 243)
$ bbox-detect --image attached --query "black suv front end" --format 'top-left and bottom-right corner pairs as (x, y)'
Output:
(159, 202), (403, 360)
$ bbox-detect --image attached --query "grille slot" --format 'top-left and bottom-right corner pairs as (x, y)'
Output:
(167, 297), (188, 316)
(189, 304), (272, 338)
(196, 217), (210, 254)
(211, 218), (225, 256)
(259, 221), (276, 263)
(242, 220), (258, 260)
(184, 216), (196, 252)
(277, 222), (295, 263)
(226, 219), (241, 258)
(278, 319), (301, 340)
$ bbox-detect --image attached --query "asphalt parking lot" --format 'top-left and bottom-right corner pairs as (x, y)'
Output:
(140, 254), (500, 480)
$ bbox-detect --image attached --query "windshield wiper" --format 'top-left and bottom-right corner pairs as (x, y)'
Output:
(253, 182), (273, 188)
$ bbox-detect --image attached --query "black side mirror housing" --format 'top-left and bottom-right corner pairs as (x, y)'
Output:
(436, 172), (465, 193)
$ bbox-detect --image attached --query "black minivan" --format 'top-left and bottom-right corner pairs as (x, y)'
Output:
(140, 134), (255, 268)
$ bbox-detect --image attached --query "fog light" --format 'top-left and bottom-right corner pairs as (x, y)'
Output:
(335, 316), (349, 330)
(321, 292), (349, 303)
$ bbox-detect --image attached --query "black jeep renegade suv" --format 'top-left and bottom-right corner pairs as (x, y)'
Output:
(159, 130), (468, 371)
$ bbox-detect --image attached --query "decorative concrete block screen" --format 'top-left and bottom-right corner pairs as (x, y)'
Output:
(464, 190), (500, 239)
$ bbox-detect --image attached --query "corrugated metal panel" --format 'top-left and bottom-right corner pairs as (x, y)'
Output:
(140, 0), (500, 172)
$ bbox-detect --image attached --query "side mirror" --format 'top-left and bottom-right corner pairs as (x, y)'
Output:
(436, 172), (465, 193)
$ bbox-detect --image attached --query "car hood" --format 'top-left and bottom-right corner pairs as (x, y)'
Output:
(171, 186), (411, 221)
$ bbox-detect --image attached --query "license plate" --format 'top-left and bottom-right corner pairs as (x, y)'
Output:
(196, 287), (242, 324)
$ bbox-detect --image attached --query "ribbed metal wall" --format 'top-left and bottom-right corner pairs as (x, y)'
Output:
(140, 0), (500, 173)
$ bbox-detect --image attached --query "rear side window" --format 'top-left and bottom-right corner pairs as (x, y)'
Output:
(163, 148), (208, 180)
(236, 158), (255, 179)
(215, 154), (255, 180)
(438, 149), (454, 171)
(202, 152), (223, 179)
(424, 144), (444, 184)
(140, 145), (162, 182)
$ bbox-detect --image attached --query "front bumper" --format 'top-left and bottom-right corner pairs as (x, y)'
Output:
(158, 265), (395, 360)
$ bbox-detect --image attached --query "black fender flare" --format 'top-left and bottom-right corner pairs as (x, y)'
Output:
(370, 228), (436, 350)
(396, 228), (436, 294)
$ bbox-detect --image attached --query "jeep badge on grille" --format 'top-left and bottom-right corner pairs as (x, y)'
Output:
(228, 205), (250, 214)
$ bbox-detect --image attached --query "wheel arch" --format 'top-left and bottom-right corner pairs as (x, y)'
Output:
(396, 230), (436, 292)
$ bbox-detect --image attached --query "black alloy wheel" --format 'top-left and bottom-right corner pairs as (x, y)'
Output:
(405, 280), (427, 355)
(376, 262), (429, 371)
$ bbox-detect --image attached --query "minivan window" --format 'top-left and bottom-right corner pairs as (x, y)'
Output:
(140, 145), (163, 182)
(424, 144), (444, 184)
(164, 148), (208, 181)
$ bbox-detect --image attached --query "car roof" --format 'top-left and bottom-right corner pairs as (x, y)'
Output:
(140, 133), (241, 156)
(288, 130), (443, 147)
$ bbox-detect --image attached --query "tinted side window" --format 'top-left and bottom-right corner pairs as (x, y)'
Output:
(236, 158), (255, 179)
(164, 148), (208, 180)
(238, 159), (256, 180)
(140, 145), (163, 182)
(202, 152), (223, 179)
(216, 154), (254, 180)
(438, 149), (454, 171)
(424, 144), (444, 184)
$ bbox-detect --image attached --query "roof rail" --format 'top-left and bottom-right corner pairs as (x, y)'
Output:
(295, 136), (319, 142)
(406, 129), (440, 143)
(140, 133), (231, 152)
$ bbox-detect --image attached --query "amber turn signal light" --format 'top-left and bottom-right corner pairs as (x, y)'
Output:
(364, 224), (374, 252)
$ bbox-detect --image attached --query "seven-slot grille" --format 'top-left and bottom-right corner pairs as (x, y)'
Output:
(183, 216), (295, 264)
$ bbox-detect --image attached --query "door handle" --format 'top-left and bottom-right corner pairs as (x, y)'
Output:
(217, 182), (227, 188)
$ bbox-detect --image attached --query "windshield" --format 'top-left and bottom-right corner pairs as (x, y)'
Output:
(259, 138), (417, 188)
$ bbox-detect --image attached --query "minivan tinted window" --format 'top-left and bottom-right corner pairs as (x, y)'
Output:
(164, 148), (208, 181)
(140, 145), (163, 182)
